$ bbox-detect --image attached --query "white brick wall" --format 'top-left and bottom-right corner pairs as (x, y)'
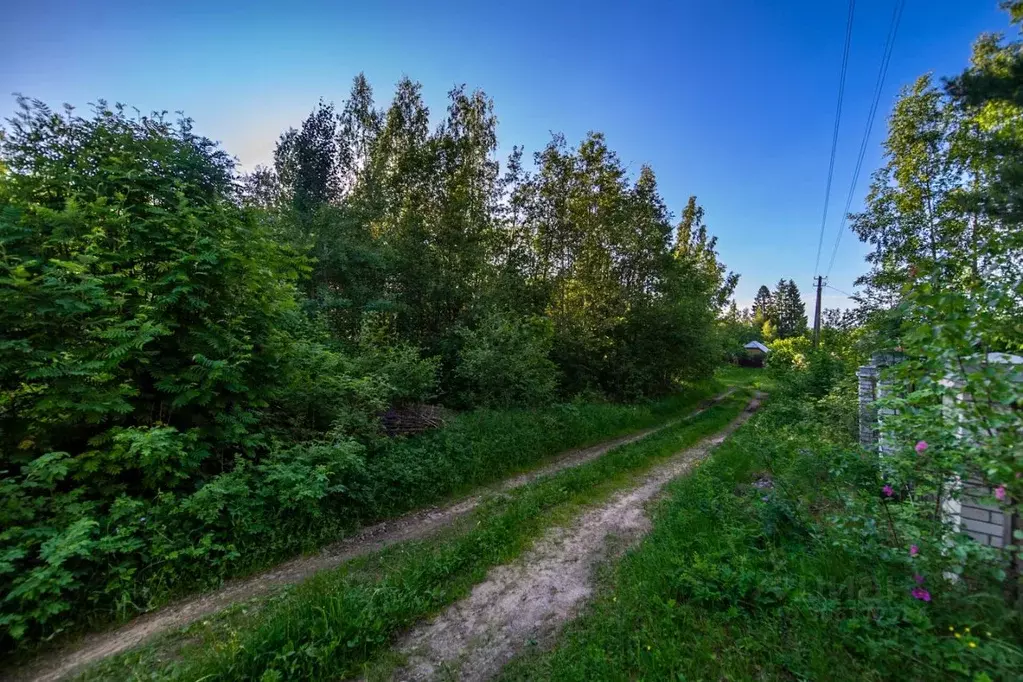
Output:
(858, 352), (1020, 552)
(960, 479), (1007, 547)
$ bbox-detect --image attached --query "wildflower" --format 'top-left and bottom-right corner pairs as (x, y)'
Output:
(911, 587), (931, 602)
(915, 441), (928, 454)
(949, 626), (954, 631)
(646, 645), (652, 651)
(913, 574), (925, 584)
(968, 642), (977, 649)
(965, 627), (970, 633)
(883, 485), (894, 497)
(994, 485), (1006, 501)
(955, 633), (962, 639)
(910, 545), (919, 557)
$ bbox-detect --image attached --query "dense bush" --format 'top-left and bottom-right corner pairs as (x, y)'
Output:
(349, 313), (440, 408)
(767, 337), (860, 402)
(764, 336), (812, 371)
(0, 101), (297, 462)
(454, 314), (558, 408)
(0, 101), (391, 647)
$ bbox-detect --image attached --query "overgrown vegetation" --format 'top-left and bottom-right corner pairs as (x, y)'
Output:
(504, 9), (1023, 678)
(848, 0), (1023, 608)
(505, 11), (1023, 678)
(73, 393), (755, 682)
(0, 81), (737, 649)
(5, 2), (1023, 673)
(503, 353), (1022, 681)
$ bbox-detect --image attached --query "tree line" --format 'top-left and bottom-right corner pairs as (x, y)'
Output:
(0, 78), (735, 647)
(246, 75), (737, 401)
(717, 277), (821, 359)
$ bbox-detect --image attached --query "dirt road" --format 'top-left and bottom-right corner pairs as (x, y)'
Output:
(390, 394), (761, 681)
(13, 389), (739, 682)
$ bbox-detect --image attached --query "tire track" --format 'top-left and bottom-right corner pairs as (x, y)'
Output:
(391, 395), (762, 682)
(13, 389), (740, 682)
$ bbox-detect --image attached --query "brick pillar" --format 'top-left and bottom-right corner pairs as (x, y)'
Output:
(943, 353), (1022, 551)
(877, 372), (898, 457)
(856, 364), (878, 449)
(872, 352), (903, 458)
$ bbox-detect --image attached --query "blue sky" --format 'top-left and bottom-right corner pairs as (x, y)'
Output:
(0, 0), (1010, 310)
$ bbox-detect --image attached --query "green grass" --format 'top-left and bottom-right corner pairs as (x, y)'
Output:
(177, 368), (752, 585)
(499, 393), (1023, 682)
(360, 368), (762, 520)
(12, 370), (750, 663)
(5, 368), (760, 675)
(712, 364), (764, 389)
(74, 392), (755, 682)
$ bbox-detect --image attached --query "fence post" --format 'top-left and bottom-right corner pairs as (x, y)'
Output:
(856, 364), (878, 450)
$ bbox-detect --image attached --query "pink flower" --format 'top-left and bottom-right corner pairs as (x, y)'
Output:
(910, 545), (919, 557)
(914, 574), (925, 584)
(883, 485), (894, 497)
(994, 485), (1006, 501)
(911, 587), (931, 602)
(915, 441), (928, 454)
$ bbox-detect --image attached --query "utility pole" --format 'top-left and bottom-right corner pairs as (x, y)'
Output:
(812, 275), (823, 349)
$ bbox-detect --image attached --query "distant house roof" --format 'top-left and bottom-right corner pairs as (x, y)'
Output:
(744, 341), (770, 353)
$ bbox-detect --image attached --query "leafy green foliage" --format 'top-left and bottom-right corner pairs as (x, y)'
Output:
(1, 100), (293, 461)
(349, 313), (440, 408)
(0, 71), (741, 652)
(72, 393), (755, 682)
(765, 336), (813, 372)
(848, 4), (1022, 604)
(0, 100), (374, 647)
(503, 363), (1022, 682)
(0, 93), (731, 647)
(873, 283), (1022, 601)
(454, 314), (558, 408)
(250, 76), (736, 401)
(851, 11), (1023, 347)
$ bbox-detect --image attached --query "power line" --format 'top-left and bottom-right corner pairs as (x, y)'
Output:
(825, 283), (859, 299)
(825, 0), (907, 277)
(813, 0), (857, 278)
(825, 0), (906, 277)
